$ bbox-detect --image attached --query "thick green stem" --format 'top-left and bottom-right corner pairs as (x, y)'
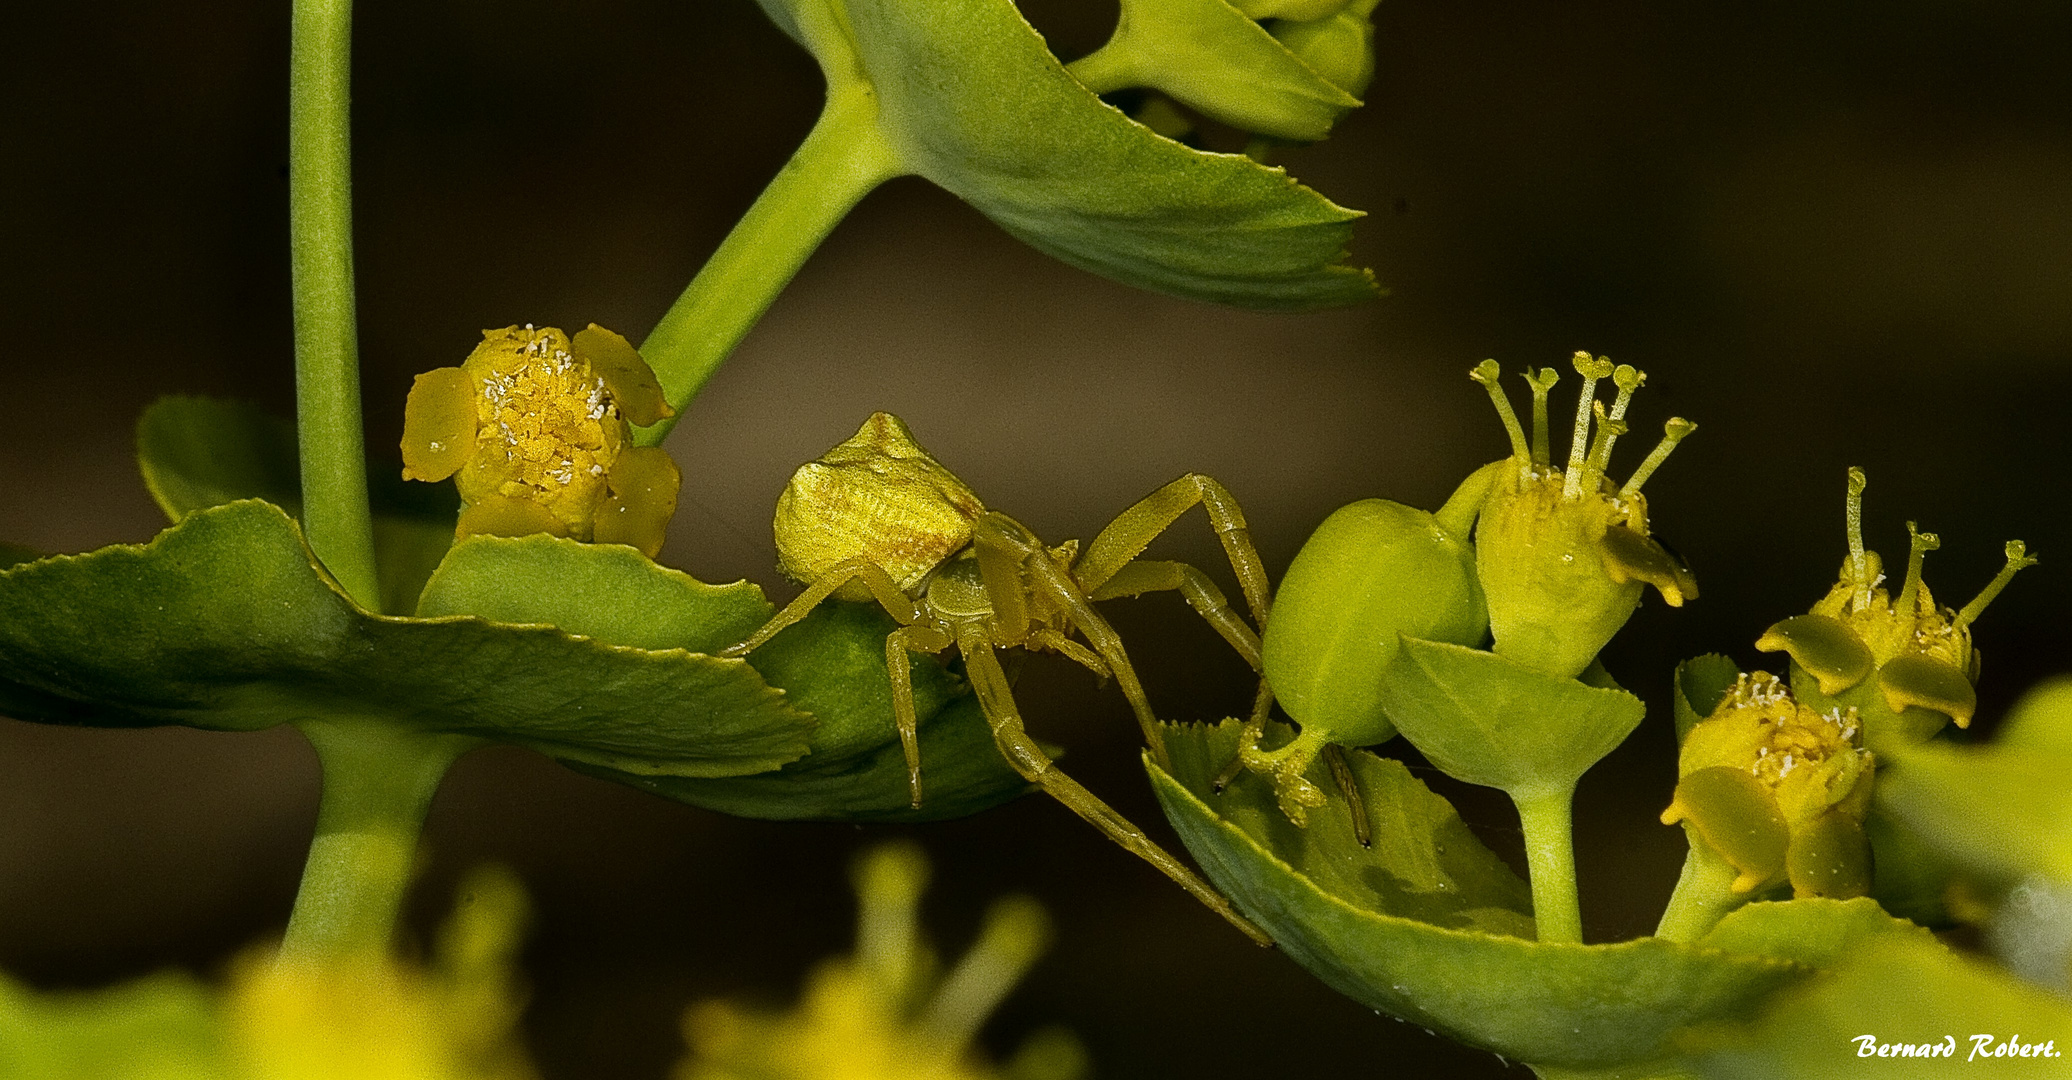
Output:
(289, 0), (379, 610)
(634, 83), (904, 446)
(1064, 38), (1139, 97)
(1514, 785), (1583, 944)
(1654, 834), (1750, 943)
(280, 722), (474, 962)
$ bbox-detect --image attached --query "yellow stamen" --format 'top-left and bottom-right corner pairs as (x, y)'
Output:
(1472, 360), (1529, 460)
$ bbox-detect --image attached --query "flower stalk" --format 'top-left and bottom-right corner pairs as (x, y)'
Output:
(289, 0), (380, 610)
(280, 721), (475, 962)
(635, 82), (903, 445)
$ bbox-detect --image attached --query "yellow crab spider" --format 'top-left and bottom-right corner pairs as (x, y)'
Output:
(722, 413), (1274, 944)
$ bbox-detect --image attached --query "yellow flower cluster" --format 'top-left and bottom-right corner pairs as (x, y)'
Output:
(1663, 671), (1874, 899)
(401, 323), (680, 557)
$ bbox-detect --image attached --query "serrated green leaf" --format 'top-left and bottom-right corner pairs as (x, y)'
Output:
(762, 0), (1376, 308)
(1150, 720), (1808, 1068)
(0, 542), (41, 570)
(1380, 637), (1647, 796)
(0, 501), (811, 777)
(135, 395), (457, 615)
(1687, 937), (2072, 1079)
(409, 528), (1025, 821)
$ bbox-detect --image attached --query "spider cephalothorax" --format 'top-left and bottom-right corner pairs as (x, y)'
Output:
(724, 413), (1273, 942)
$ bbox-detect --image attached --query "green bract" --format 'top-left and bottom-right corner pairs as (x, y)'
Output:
(0, 500), (810, 777)
(1379, 638), (1645, 797)
(754, 0), (1374, 308)
(1149, 721), (1931, 1072)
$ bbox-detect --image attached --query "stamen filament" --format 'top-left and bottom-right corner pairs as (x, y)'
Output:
(1586, 401), (1630, 476)
(1895, 521), (1940, 615)
(1619, 417), (1696, 498)
(1564, 352), (1613, 497)
(1956, 540), (2038, 629)
(1594, 364), (1644, 467)
(1524, 367), (1559, 466)
(1473, 359), (1529, 459)
(1845, 468), (1870, 612)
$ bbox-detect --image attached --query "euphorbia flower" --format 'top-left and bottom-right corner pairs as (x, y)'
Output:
(1662, 671), (1875, 899)
(1755, 468), (2036, 750)
(401, 323), (681, 557)
(1466, 353), (1698, 679)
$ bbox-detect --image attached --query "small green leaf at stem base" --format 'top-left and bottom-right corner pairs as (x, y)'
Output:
(1378, 637), (1645, 795)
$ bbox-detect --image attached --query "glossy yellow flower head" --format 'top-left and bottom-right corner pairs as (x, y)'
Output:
(401, 323), (680, 557)
(1467, 354), (1698, 678)
(773, 413), (986, 601)
(677, 843), (1085, 1080)
(1756, 468), (2036, 748)
(1662, 671), (1875, 899)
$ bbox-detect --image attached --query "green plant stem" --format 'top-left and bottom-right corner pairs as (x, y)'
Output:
(279, 721), (475, 962)
(1653, 835), (1749, 943)
(634, 82), (904, 446)
(1514, 786), (1583, 944)
(1064, 38), (1138, 97)
(289, 0), (380, 611)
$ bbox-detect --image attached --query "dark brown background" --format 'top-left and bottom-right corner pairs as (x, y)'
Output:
(3, 2), (2068, 1077)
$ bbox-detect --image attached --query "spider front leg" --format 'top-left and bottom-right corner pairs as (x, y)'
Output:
(722, 558), (939, 808)
(1075, 473), (1273, 629)
(974, 514), (1169, 764)
(1088, 559), (1262, 670)
(720, 557), (922, 658)
(885, 622), (952, 807)
(957, 627), (1271, 947)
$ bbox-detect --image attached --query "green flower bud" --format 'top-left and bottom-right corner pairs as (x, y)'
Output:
(1466, 354), (1698, 679)
(1662, 671), (1875, 899)
(1247, 498), (1487, 822)
(1067, 0), (1367, 144)
(1756, 468), (2036, 752)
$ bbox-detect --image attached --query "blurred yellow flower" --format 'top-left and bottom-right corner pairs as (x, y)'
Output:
(676, 843), (1086, 1080)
